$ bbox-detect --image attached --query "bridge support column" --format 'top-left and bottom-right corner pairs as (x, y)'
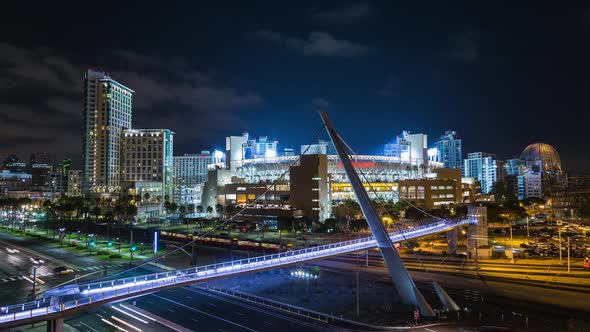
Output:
(447, 228), (457, 255)
(46, 318), (64, 332)
(320, 112), (435, 317)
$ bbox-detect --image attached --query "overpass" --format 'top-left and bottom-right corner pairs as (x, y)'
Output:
(0, 218), (471, 329)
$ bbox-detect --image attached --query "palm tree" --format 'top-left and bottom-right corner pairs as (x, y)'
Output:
(206, 206), (213, 215)
(196, 205), (203, 213)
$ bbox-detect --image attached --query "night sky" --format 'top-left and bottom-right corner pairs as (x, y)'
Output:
(1, 2), (589, 173)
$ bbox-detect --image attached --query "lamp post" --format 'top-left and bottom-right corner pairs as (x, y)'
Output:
(58, 228), (65, 247)
(567, 237), (571, 273)
(558, 227), (562, 264)
(31, 262), (43, 299)
(88, 233), (95, 255)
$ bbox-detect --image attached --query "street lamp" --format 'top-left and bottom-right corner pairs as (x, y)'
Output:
(31, 262), (43, 299)
(58, 228), (65, 247)
(88, 233), (95, 255)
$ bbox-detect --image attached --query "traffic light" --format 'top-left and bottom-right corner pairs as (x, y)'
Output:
(89, 240), (96, 247)
(108, 241), (113, 247)
(130, 245), (137, 252)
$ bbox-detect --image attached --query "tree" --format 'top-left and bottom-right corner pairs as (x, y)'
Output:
(342, 199), (361, 220)
(215, 204), (223, 214)
(125, 204), (138, 219)
(143, 192), (150, 203)
(196, 205), (203, 213)
(206, 206), (213, 214)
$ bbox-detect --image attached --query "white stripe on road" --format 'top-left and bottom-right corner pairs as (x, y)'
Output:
(425, 328), (438, 332)
(111, 306), (149, 324)
(151, 294), (258, 332)
(111, 315), (143, 332)
(101, 318), (128, 332)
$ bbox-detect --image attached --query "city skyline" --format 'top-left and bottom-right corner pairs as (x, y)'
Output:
(1, 2), (589, 173)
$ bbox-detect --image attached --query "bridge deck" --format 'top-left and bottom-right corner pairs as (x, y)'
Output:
(0, 219), (470, 328)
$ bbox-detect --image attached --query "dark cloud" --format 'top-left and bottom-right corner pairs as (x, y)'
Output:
(447, 31), (480, 63)
(0, 43), (80, 93)
(310, 3), (372, 23)
(255, 30), (373, 57)
(0, 43), (263, 165)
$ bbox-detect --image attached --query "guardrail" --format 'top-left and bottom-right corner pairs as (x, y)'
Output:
(0, 219), (471, 326)
(204, 287), (335, 323)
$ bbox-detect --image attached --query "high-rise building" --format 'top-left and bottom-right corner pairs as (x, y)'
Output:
(29, 152), (51, 190)
(48, 172), (66, 195)
(82, 69), (134, 193)
(173, 151), (223, 203)
(67, 170), (82, 196)
(463, 152), (498, 194)
(122, 129), (174, 202)
(225, 132), (249, 171)
(432, 131), (462, 170)
(174, 151), (223, 187)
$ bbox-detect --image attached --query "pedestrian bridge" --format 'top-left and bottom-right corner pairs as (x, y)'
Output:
(0, 219), (471, 329)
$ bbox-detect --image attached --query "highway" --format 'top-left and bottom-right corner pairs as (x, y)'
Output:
(0, 231), (153, 306)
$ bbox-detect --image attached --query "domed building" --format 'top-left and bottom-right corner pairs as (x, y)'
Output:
(520, 143), (562, 174)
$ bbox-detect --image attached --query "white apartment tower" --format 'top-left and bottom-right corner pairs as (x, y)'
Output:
(82, 69), (133, 193)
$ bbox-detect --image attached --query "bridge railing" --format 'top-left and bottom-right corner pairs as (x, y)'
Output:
(0, 219), (470, 325)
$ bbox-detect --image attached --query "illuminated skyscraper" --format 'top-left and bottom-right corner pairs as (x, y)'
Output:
(82, 69), (133, 193)
(463, 152), (498, 194)
(122, 129), (174, 202)
(433, 131), (462, 170)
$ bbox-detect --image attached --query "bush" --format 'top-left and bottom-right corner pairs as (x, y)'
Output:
(109, 254), (122, 259)
(97, 251), (109, 255)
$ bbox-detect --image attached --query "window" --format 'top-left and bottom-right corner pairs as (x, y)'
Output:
(408, 186), (416, 199)
(417, 186), (425, 199)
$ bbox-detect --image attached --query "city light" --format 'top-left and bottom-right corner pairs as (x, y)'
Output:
(264, 149), (277, 158)
(214, 150), (225, 159)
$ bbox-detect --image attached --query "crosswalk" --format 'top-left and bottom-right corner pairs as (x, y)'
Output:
(0, 263), (129, 284)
